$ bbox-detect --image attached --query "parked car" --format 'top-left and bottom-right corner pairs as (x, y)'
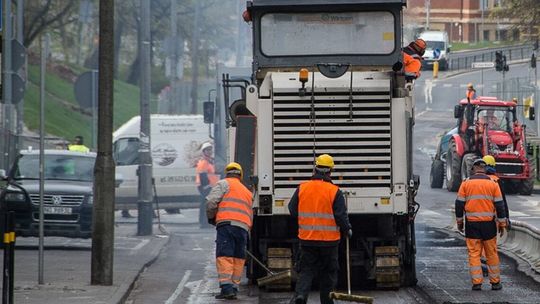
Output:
(0, 149), (96, 238)
(430, 127), (458, 188)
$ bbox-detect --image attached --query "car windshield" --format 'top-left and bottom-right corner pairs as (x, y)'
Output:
(477, 108), (513, 132)
(260, 11), (395, 56)
(14, 154), (95, 182)
(425, 41), (445, 51)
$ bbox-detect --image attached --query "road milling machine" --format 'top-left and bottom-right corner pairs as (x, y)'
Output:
(221, 0), (420, 289)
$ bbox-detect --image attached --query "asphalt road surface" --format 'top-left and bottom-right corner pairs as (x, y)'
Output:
(123, 65), (540, 303)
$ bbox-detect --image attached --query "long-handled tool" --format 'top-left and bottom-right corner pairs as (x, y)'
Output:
(245, 250), (291, 287)
(329, 237), (373, 303)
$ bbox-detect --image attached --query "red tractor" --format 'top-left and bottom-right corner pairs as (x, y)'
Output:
(444, 96), (536, 194)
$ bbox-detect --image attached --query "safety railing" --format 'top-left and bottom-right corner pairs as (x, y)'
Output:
(499, 220), (540, 275)
(448, 44), (534, 71)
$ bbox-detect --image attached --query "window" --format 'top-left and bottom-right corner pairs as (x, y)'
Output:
(261, 11), (395, 56)
(15, 155), (95, 181)
(113, 138), (140, 166)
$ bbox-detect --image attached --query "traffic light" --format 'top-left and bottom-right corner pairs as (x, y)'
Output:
(532, 53), (537, 69)
(495, 51), (503, 71)
(503, 55), (509, 72)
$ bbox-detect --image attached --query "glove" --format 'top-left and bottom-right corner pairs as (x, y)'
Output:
(343, 229), (352, 239)
(208, 217), (216, 226)
(498, 225), (506, 237)
(457, 222), (464, 233)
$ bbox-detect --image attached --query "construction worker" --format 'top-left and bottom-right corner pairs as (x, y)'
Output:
(68, 135), (90, 153)
(402, 38), (426, 81)
(466, 83), (477, 100)
(289, 154), (352, 304)
(196, 142), (220, 228)
(206, 162), (253, 300)
(455, 158), (507, 291)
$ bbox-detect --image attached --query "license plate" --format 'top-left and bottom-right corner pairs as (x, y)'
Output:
(43, 206), (72, 215)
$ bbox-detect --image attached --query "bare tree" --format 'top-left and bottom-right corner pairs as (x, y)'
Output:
(24, 0), (77, 47)
(491, 0), (540, 41)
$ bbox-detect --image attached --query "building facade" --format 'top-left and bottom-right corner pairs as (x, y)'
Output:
(405, 0), (519, 43)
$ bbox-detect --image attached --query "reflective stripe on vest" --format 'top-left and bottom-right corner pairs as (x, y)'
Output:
(216, 178), (253, 229)
(298, 180), (340, 241)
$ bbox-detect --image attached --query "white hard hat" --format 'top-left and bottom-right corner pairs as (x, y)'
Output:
(201, 142), (213, 151)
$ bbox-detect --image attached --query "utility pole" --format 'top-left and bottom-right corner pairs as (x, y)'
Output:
(15, 0), (24, 152)
(168, 0), (178, 113)
(480, 0), (485, 42)
(137, 0), (153, 236)
(235, 0), (244, 67)
(91, 0), (115, 286)
(424, 0), (430, 31)
(190, 1), (202, 114)
(2, 0), (13, 169)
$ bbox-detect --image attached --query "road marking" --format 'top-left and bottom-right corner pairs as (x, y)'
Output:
(165, 270), (192, 304)
(416, 110), (428, 118)
(132, 239), (150, 251)
(443, 83), (452, 87)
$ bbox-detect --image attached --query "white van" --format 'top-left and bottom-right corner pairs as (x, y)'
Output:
(113, 115), (212, 211)
(418, 31), (451, 70)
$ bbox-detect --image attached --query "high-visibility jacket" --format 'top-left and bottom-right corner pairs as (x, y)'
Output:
(216, 177), (253, 231)
(196, 157), (219, 187)
(486, 173), (510, 222)
(403, 47), (422, 80)
(298, 180), (340, 242)
(68, 144), (90, 153)
(466, 89), (477, 100)
(455, 174), (506, 226)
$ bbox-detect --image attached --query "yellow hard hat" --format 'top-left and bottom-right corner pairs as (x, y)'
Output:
(482, 155), (496, 167)
(315, 154), (334, 169)
(225, 162), (243, 178)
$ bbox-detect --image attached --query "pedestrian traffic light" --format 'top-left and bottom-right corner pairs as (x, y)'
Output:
(495, 51), (503, 71)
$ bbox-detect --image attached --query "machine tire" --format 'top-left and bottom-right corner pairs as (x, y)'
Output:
(460, 153), (476, 180)
(446, 140), (462, 192)
(430, 159), (444, 188)
(517, 156), (536, 195)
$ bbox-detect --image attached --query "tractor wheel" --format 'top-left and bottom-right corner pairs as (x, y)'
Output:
(430, 159), (444, 188)
(446, 140), (462, 192)
(517, 156), (536, 195)
(460, 153), (476, 180)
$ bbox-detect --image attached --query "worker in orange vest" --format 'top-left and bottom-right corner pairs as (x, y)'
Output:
(289, 154), (352, 304)
(403, 38), (426, 81)
(196, 142), (220, 227)
(480, 155), (510, 277)
(466, 83), (477, 100)
(206, 162), (253, 300)
(455, 158), (507, 291)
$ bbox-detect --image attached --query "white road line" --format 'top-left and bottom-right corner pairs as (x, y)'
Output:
(132, 239), (150, 251)
(416, 110), (428, 118)
(443, 83), (453, 87)
(165, 270), (192, 304)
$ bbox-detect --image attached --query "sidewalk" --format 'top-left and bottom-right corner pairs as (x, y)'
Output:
(0, 210), (199, 304)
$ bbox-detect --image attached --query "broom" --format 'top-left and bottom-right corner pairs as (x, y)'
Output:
(329, 236), (374, 303)
(245, 250), (292, 287)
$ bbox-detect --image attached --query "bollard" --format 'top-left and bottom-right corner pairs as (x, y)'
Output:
(433, 61), (439, 79)
(2, 212), (15, 304)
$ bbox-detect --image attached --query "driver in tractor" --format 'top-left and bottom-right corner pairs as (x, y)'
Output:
(478, 110), (501, 131)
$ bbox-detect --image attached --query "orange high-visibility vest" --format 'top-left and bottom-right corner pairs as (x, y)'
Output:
(298, 180), (340, 242)
(216, 178), (253, 230)
(466, 90), (477, 100)
(403, 50), (422, 79)
(457, 176), (503, 222)
(195, 158), (219, 186)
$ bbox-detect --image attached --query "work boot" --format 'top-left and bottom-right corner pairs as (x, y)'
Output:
(214, 293), (236, 300)
(121, 210), (133, 218)
(491, 282), (502, 290)
(293, 295), (307, 304)
(472, 284), (482, 291)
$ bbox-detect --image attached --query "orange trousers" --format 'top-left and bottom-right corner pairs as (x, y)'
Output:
(465, 237), (500, 285)
(217, 257), (245, 286)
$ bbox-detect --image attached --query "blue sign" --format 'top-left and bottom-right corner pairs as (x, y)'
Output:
(433, 48), (441, 59)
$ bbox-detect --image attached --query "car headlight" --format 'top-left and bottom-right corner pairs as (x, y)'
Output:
(4, 192), (26, 202)
(87, 195), (93, 205)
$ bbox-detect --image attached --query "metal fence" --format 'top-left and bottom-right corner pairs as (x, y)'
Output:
(448, 44), (534, 71)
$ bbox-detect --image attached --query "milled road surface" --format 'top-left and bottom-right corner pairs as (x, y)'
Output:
(124, 65), (540, 303)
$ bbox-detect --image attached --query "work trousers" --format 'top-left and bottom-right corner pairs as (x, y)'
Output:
(295, 245), (339, 304)
(466, 237), (500, 285)
(216, 224), (248, 292)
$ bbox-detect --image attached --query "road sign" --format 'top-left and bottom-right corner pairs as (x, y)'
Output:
(74, 70), (98, 109)
(472, 62), (495, 69)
